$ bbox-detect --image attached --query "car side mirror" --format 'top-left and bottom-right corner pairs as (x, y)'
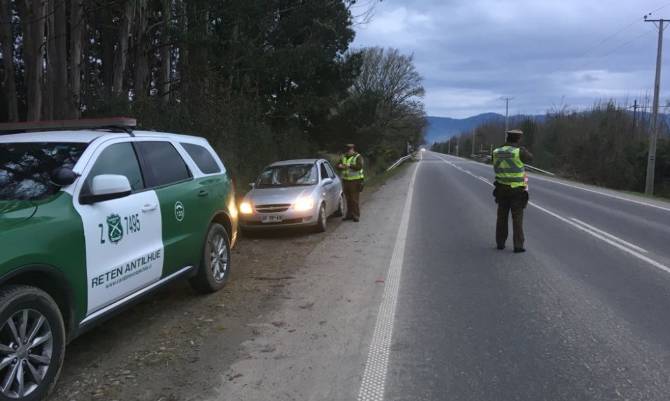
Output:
(249, 182), (255, 189)
(51, 167), (79, 187)
(81, 174), (132, 204)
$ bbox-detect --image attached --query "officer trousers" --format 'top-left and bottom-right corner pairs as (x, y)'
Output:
(342, 179), (363, 219)
(494, 185), (528, 250)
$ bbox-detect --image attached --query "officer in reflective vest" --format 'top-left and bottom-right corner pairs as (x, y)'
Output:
(493, 129), (533, 253)
(337, 144), (365, 222)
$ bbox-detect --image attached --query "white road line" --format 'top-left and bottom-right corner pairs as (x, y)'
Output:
(570, 218), (648, 254)
(439, 152), (670, 213)
(528, 174), (670, 213)
(435, 155), (670, 276)
(530, 202), (670, 275)
(357, 160), (419, 401)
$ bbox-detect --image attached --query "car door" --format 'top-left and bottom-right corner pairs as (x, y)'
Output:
(134, 140), (206, 276)
(324, 161), (341, 213)
(319, 162), (337, 214)
(74, 141), (164, 315)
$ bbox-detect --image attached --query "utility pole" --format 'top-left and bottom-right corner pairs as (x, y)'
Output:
(471, 130), (476, 157)
(644, 16), (667, 195)
(632, 99), (639, 134)
(501, 97), (514, 141)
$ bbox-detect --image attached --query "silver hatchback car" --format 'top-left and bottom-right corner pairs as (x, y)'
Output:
(239, 159), (345, 232)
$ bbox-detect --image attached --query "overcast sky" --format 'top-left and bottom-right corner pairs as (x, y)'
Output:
(352, 0), (670, 118)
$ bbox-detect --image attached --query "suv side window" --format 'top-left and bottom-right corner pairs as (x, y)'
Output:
(181, 143), (221, 174)
(324, 162), (336, 179)
(320, 163), (329, 180)
(82, 142), (144, 195)
(135, 141), (191, 188)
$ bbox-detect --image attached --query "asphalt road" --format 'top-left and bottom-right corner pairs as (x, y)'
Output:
(384, 152), (670, 401)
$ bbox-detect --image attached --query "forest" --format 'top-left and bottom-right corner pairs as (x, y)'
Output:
(431, 101), (670, 198)
(0, 0), (426, 183)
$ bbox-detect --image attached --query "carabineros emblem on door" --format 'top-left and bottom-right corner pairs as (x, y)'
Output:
(175, 201), (185, 222)
(107, 214), (124, 244)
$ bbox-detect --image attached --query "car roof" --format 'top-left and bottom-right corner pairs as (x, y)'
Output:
(0, 129), (210, 145)
(269, 159), (322, 167)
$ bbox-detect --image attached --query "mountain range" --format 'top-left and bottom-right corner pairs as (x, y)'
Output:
(424, 113), (544, 144)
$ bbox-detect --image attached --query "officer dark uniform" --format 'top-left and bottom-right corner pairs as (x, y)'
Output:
(337, 144), (364, 222)
(493, 130), (533, 253)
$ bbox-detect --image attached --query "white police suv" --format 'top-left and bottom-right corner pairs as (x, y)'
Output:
(0, 118), (238, 400)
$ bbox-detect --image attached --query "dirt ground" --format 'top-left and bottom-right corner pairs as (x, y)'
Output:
(49, 164), (411, 401)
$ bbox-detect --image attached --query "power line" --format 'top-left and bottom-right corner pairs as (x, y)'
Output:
(572, 27), (655, 72)
(575, 1), (670, 61)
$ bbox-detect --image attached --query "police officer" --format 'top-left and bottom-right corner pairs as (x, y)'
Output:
(337, 144), (364, 222)
(493, 129), (533, 253)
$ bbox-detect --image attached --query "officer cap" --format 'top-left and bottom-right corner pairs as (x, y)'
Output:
(505, 129), (523, 142)
(345, 143), (356, 149)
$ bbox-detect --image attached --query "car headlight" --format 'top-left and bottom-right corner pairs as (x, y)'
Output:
(239, 201), (253, 215)
(293, 196), (315, 211)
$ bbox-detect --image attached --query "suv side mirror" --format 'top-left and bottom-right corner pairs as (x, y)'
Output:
(51, 167), (79, 187)
(249, 182), (255, 189)
(81, 174), (132, 204)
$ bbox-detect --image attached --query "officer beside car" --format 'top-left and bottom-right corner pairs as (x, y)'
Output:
(337, 144), (364, 222)
(492, 129), (533, 253)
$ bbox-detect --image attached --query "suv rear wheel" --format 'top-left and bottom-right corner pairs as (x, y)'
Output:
(190, 223), (231, 293)
(0, 285), (65, 401)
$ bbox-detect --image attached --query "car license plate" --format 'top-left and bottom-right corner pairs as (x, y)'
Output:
(261, 215), (283, 224)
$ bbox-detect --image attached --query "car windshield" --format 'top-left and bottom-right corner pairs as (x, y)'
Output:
(256, 163), (318, 188)
(0, 142), (87, 201)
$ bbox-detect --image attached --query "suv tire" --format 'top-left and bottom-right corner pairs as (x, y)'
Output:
(190, 223), (231, 293)
(0, 285), (66, 401)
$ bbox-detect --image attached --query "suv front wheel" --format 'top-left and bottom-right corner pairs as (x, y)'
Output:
(190, 223), (231, 293)
(0, 285), (66, 401)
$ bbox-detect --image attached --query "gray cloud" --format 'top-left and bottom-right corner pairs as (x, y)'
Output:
(352, 0), (670, 118)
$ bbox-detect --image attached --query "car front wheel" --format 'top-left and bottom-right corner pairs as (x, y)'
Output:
(334, 193), (346, 217)
(314, 204), (327, 233)
(190, 223), (231, 293)
(0, 285), (66, 401)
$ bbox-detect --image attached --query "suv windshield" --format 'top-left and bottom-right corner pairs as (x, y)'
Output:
(256, 164), (318, 188)
(0, 142), (87, 201)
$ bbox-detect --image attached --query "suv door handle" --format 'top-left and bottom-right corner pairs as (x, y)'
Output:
(142, 203), (158, 213)
(197, 189), (209, 197)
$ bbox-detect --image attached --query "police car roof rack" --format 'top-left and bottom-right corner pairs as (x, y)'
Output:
(0, 117), (137, 136)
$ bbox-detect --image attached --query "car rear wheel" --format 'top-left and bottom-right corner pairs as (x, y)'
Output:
(190, 223), (231, 293)
(314, 204), (327, 233)
(334, 193), (346, 217)
(0, 285), (66, 401)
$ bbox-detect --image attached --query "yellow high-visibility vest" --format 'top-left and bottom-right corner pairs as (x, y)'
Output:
(341, 153), (364, 181)
(493, 146), (526, 188)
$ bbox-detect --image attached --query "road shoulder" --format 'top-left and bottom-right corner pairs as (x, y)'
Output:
(209, 163), (416, 401)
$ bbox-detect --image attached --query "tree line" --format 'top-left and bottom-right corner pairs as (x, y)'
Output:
(431, 101), (670, 198)
(0, 0), (426, 183)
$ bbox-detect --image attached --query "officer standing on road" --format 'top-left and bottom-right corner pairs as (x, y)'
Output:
(493, 129), (533, 253)
(337, 144), (365, 222)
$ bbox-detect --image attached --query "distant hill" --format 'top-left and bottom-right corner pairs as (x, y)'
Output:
(425, 113), (545, 144)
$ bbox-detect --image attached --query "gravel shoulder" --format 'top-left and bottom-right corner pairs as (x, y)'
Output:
(49, 162), (415, 401)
